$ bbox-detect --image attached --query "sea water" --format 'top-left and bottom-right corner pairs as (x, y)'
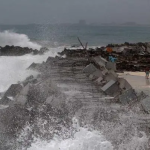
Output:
(0, 24), (150, 47)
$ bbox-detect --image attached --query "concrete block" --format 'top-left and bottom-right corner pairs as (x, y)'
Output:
(109, 70), (118, 77)
(46, 56), (56, 63)
(141, 98), (150, 113)
(118, 78), (132, 90)
(83, 63), (97, 75)
(119, 88), (137, 105)
(4, 84), (23, 97)
(15, 84), (30, 105)
(104, 72), (118, 82)
(106, 62), (116, 71)
(89, 70), (103, 80)
(101, 67), (108, 75)
(94, 77), (103, 85)
(28, 63), (40, 70)
(101, 80), (116, 91)
(93, 56), (107, 67)
(0, 96), (12, 105)
(101, 80), (120, 96)
(15, 95), (28, 105)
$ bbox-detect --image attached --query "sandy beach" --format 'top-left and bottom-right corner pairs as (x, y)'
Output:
(119, 72), (150, 96)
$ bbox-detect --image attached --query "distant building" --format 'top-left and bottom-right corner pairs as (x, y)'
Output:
(78, 20), (86, 25)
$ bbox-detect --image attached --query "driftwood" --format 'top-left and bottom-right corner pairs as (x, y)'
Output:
(77, 37), (85, 49)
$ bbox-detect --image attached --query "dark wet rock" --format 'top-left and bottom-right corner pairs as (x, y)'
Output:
(4, 84), (23, 97)
(27, 62), (41, 70)
(39, 47), (49, 54)
(23, 75), (38, 86)
(0, 84), (23, 105)
(0, 96), (12, 105)
(0, 45), (48, 56)
(141, 97), (150, 113)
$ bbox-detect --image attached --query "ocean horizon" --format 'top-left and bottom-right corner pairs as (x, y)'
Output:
(0, 24), (150, 48)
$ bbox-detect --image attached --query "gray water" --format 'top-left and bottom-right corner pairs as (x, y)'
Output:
(0, 24), (150, 47)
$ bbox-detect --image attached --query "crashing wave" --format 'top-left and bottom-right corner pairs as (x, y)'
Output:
(0, 30), (41, 50)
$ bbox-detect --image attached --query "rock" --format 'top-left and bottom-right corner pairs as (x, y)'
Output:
(89, 70), (103, 80)
(23, 75), (38, 86)
(0, 83), (22, 105)
(106, 62), (116, 71)
(15, 84), (30, 105)
(119, 88), (137, 105)
(92, 56), (107, 67)
(39, 47), (49, 54)
(101, 67), (109, 75)
(104, 70), (118, 82)
(0, 45), (32, 56)
(46, 56), (56, 64)
(4, 84), (23, 97)
(27, 62), (41, 70)
(101, 80), (120, 96)
(118, 78), (132, 90)
(0, 45), (48, 56)
(94, 77), (103, 85)
(27, 79), (59, 106)
(141, 97), (150, 113)
(83, 63), (97, 75)
(0, 96), (12, 105)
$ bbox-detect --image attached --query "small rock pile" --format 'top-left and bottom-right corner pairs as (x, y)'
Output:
(0, 45), (49, 56)
(58, 42), (150, 71)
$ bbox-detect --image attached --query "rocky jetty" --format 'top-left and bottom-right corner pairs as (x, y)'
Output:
(0, 45), (49, 56)
(0, 42), (150, 149)
(59, 42), (150, 71)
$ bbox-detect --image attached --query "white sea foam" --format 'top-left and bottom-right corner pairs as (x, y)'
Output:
(0, 30), (41, 50)
(16, 117), (113, 150)
(27, 127), (113, 150)
(0, 46), (63, 92)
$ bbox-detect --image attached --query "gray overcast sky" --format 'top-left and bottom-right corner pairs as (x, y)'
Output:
(0, 0), (149, 24)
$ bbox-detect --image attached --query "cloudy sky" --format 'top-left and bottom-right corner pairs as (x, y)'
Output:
(0, 0), (149, 24)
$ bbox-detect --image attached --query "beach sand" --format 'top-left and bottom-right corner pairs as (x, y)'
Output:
(119, 72), (150, 96)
